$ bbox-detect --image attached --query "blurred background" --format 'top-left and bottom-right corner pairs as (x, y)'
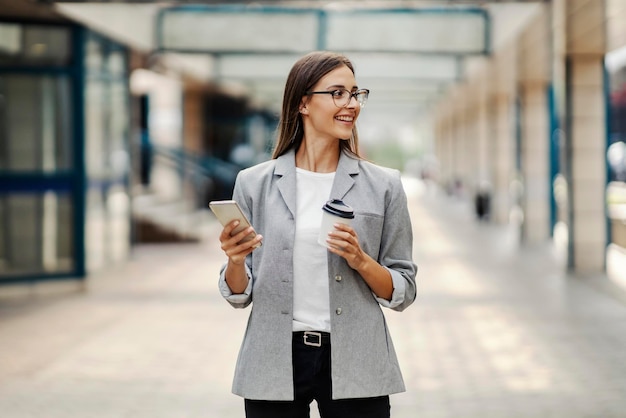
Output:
(0, 0), (624, 285)
(1, 1), (626, 417)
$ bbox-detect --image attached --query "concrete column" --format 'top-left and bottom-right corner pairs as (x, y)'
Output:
(568, 56), (607, 271)
(453, 93), (470, 198)
(520, 82), (551, 242)
(432, 116), (441, 179)
(463, 80), (492, 222)
(552, 0), (608, 272)
(437, 127), (446, 187)
(517, 4), (552, 243)
(447, 90), (462, 195)
(441, 122), (450, 187)
(475, 86), (491, 189)
(473, 85), (493, 224)
(434, 112), (453, 188)
(485, 39), (518, 225)
(433, 114), (444, 182)
(490, 93), (516, 224)
(443, 120), (453, 188)
(485, 84), (500, 222)
(464, 101), (479, 196)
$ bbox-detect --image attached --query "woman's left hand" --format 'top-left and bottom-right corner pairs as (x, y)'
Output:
(327, 223), (394, 301)
(326, 223), (368, 271)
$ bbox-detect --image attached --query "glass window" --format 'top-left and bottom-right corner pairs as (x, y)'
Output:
(0, 75), (73, 171)
(110, 81), (129, 169)
(108, 49), (126, 77)
(0, 192), (74, 277)
(85, 186), (106, 272)
(85, 78), (107, 177)
(83, 33), (131, 273)
(0, 23), (71, 67)
(106, 185), (130, 263)
(85, 36), (103, 72)
(0, 23), (20, 56)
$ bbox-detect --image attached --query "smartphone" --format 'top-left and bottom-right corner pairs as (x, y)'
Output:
(209, 200), (261, 247)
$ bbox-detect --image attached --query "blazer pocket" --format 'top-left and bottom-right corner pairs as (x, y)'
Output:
(354, 212), (384, 260)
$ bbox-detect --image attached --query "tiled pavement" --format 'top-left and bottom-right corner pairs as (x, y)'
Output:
(2, 181), (626, 418)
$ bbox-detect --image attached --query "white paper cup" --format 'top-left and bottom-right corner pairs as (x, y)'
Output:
(318, 199), (355, 248)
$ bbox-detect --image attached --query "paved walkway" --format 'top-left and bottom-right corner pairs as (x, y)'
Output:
(2, 182), (626, 418)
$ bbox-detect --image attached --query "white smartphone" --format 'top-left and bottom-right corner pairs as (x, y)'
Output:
(209, 200), (261, 247)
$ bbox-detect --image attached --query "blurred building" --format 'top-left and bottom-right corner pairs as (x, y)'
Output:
(0, 0), (625, 291)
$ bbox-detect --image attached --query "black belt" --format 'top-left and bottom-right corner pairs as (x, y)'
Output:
(293, 331), (331, 347)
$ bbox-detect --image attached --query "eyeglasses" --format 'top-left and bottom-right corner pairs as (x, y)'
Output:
(305, 88), (370, 108)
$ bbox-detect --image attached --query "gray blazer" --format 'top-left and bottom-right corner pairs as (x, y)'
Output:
(219, 149), (417, 401)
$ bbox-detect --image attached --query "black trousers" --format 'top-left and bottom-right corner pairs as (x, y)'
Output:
(244, 332), (390, 418)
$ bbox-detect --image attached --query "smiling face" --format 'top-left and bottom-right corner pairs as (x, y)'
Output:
(300, 65), (361, 142)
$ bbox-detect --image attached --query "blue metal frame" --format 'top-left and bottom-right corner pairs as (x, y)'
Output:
(0, 21), (86, 283)
(0, 23), (132, 284)
(155, 5), (490, 56)
(564, 56), (575, 270)
(71, 25), (87, 279)
(547, 83), (559, 235)
(603, 62), (612, 254)
(0, 172), (74, 193)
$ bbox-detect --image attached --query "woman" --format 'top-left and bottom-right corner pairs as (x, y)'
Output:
(218, 51), (417, 418)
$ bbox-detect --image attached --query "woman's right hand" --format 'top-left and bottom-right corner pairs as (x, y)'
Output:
(220, 221), (262, 294)
(219, 220), (263, 265)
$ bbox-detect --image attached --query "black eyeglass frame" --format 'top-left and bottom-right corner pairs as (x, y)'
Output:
(304, 88), (370, 108)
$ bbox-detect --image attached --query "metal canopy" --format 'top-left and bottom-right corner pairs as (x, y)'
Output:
(212, 53), (461, 81)
(42, 0), (548, 147)
(157, 7), (488, 55)
(48, 1), (500, 127)
(155, 5), (488, 116)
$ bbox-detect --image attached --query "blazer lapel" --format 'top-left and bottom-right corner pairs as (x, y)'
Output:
(330, 150), (359, 200)
(275, 149), (297, 218)
(275, 149), (359, 217)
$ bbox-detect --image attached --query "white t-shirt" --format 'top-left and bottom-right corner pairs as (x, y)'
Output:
(292, 168), (335, 332)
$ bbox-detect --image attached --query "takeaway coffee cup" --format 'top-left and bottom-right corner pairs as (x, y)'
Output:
(318, 199), (355, 248)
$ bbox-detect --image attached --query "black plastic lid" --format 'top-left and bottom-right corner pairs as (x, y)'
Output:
(322, 199), (355, 219)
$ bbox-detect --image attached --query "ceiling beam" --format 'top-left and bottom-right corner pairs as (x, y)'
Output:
(157, 5), (490, 55)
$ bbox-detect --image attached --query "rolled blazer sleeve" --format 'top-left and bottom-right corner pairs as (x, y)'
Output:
(218, 172), (255, 309)
(219, 263), (253, 308)
(375, 267), (407, 309)
(374, 170), (417, 312)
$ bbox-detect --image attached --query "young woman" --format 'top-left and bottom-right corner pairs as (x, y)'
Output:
(218, 51), (417, 418)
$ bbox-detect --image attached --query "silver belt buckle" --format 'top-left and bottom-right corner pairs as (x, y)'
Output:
(303, 331), (322, 347)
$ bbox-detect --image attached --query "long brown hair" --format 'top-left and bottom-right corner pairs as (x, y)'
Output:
(272, 51), (362, 159)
